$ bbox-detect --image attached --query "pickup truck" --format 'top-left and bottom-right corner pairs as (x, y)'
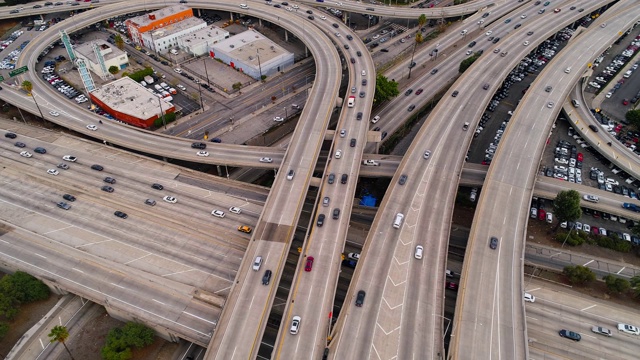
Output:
(363, 159), (379, 166)
(622, 203), (640, 212)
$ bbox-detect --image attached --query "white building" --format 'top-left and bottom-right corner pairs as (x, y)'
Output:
(74, 39), (129, 79)
(140, 17), (207, 54)
(177, 24), (229, 56)
(210, 29), (294, 80)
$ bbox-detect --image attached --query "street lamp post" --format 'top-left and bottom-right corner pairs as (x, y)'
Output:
(30, 91), (46, 123)
(256, 48), (263, 81)
(197, 82), (204, 111)
(157, 95), (166, 129)
(407, 40), (418, 79)
(202, 57), (210, 85)
(284, 106), (288, 120)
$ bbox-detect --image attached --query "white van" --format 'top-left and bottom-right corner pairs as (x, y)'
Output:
(170, 49), (179, 55)
(393, 213), (404, 229)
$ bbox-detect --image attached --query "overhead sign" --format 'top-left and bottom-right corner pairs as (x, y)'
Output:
(9, 66), (28, 77)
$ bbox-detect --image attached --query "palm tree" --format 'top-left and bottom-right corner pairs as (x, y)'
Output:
(407, 15), (426, 79)
(48, 325), (75, 360)
(21, 80), (32, 94)
(114, 34), (124, 50)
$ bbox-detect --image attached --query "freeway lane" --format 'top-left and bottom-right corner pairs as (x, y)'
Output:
(451, 1), (638, 359)
(272, 5), (378, 357)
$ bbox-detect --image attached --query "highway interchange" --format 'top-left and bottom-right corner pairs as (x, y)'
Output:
(1, 0), (640, 359)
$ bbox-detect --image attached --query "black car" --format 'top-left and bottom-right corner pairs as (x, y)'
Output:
(5, 132), (16, 139)
(405, 89), (413, 96)
(91, 164), (104, 171)
(306, 9), (313, 14)
(356, 112), (363, 120)
(356, 51), (362, 57)
(317, 214), (325, 227)
(399, 174), (408, 185)
(191, 142), (207, 149)
(104, 177), (116, 184)
(33, 147), (46, 154)
(161, 61), (169, 66)
(350, 57), (355, 64)
(468, 41), (476, 47)
(14, 142), (26, 148)
(332, 23), (339, 28)
(355, 290), (366, 307)
(56, 202), (71, 210)
(151, 183), (164, 190)
(452, 91), (459, 97)
(308, 15), (314, 20)
(492, 37), (500, 43)
(341, 174), (348, 184)
(101, 186), (114, 193)
(114, 211), (128, 219)
(350, 138), (356, 147)
(63, 194), (76, 202)
(559, 329), (581, 341)
(589, 125), (599, 132)
(408, 105), (415, 111)
(490, 236), (499, 249)
(346, 35), (353, 40)
(332, 208), (340, 219)
(342, 259), (357, 268)
(362, 79), (367, 86)
(408, 62), (416, 69)
(262, 270), (272, 285)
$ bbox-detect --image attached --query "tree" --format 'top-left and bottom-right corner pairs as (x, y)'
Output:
(232, 82), (242, 91)
(21, 80), (33, 94)
(626, 109), (640, 129)
(48, 325), (75, 360)
(553, 190), (582, 229)
(374, 74), (399, 103)
(630, 275), (640, 297)
(603, 274), (630, 294)
(563, 265), (595, 285)
(0, 322), (9, 340)
(459, 52), (482, 73)
(101, 322), (155, 360)
(108, 66), (119, 75)
(114, 34), (124, 51)
(418, 14), (427, 29)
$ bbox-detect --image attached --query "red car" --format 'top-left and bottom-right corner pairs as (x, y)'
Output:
(538, 208), (546, 221)
(415, 88), (424, 95)
(577, 153), (583, 162)
(305, 256), (314, 272)
(446, 281), (458, 291)
(623, 99), (630, 106)
(592, 227), (599, 235)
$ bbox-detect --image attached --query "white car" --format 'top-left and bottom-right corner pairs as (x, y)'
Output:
(414, 245), (423, 259)
(211, 210), (225, 218)
(523, 41), (530, 46)
(618, 323), (640, 335)
(86, 125), (98, 131)
(177, 84), (186, 91)
(575, 222), (583, 231)
(555, 158), (568, 164)
(606, 178), (619, 185)
(290, 316), (301, 335)
(583, 194), (599, 203)
(62, 155), (77, 162)
(196, 151), (209, 157)
(583, 224), (591, 233)
(173, 68), (182, 73)
(163, 196), (177, 204)
(524, 293), (535, 302)
(371, 115), (380, 124)
(339, 129), (346, 137)
(259, 157), (273, 163)
(273, 116), (284, 122)
(335, 150), (342, 159)
(47, 169), (59, 176)
(547, 102), (554, 108)
(49, 111), (60, 117)
(20, 151), (32, 157)
(423, 150), (431, 159)
(347, 252), (360, 260)
(229, 207), (242, 214)
(520, 14), (527, 19)
(485, 30), (493, 36)
(320, 16), (326, 20)
(564, 67), (571, 73)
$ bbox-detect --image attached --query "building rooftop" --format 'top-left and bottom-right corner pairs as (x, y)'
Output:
(92, 77), (173, 120)
(179, 24), (229, 47)
(150, 17), (206, 39)
(75, 39), (126, 65)
(213, 29), (290, 66)
(127, 5), (190, 29)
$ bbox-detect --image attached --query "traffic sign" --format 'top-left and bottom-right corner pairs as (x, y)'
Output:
(9, 66), (28, 77)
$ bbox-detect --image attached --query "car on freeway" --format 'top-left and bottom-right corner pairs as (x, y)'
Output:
(322, 196), (330, 207)
(592, 326), (612, 337)
(524, 293), (535, 302)
(446, 282), (458, 291)
(589, 124), (599, 132)
(63, 194), (76, 202)
(238, 225), (252, 233)
(430, 68), (438, 75)
(483, 83), (490, 90)
(145, 199), (156, 206)
(47, 169), (59, 176)
(86, 125), (98, 131)
(355, 290), (366, 307)
(618, 323), (640, 335)
(523, 41), (530, 46)
(415, 88), (423, 95)
(229, 206), (242, 214)
(114, 211), (128, 219)
(63, 155), (77, 162)
(163, 196), (177, 203)
(211, 210), (225, 218)
(317, 214), (325, 227)
(19, 151), (32, 158)
(559, 329), (581, 341)
(49, 111), (60, 117)
(151, 183), (164, 190)
(371, 115), (380, 124)
(452, 90), (459, 97)
(485, 30), (492, 36)
(423, 150), (431, 159)
(56, 201), (71, 210)
(103, 177), (116, 184)
(545, 86), (552, 92)
(305, 256), (314, 272)
(196, 151), (209, 157)
(415, 245), (423, 259)
(547, 102), (554, 108)
(554, 8), (561, 13)
(399, 174), (408, 185)
(408, 105), (415, 111)
(583, 194), (599, 203)
(405, 89), (413, 96)
(490, 236), (498, 249)
(273, 116), (284, 122)
(356, 112), (363, 120)
(527, 31), (534, 35)
(5, 132), (17, 139)
(262, 269), (272, 285)
(290, 316), (301, 334)
(259, 157), (273, 163)
(34, 147), (47, 154)
(13, 141), (26, 148)
(335, 149), (342, 159)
